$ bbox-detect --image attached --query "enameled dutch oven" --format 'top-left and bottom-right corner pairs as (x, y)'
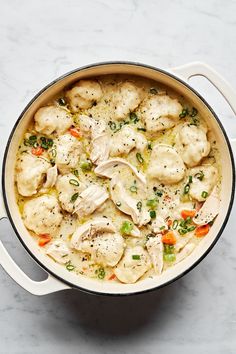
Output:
(0, 61), (236, 296)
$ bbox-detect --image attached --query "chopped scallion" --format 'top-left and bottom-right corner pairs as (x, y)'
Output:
(201, 191), (208, 199)
(149, 210), (156, 219)
(172, 220), (178, 230)
(69, 179), (80, 186)
(132, 255), (141, 260)
(137, 201), (142, 211)
(120, 221), (134, 235)
(70, 192), (79, 203)
(146, 199), (158, 209)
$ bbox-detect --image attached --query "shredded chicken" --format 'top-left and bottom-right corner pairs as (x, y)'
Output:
(146, 235), (164, 274)
(46, 240), (70, 264)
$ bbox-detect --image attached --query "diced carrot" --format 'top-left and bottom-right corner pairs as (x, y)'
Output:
(162, 231), (177, 245)
(108, 274), (116, 280)
(195, 224), (210, 238)
(69, 127), (81, 138)
(181, 209), (196, 219)
(38, 233), (51, 247)
(32, 146), (44, 156)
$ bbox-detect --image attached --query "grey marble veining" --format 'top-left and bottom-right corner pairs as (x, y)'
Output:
(0, 0), (236, 353)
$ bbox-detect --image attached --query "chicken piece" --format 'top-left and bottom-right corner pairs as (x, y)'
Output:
(73, 184), (109, 218)
(175, 243), (195, 264)
(175, 123), (210, 167)
(56, 173), (84, 213)
(90, 134), (110, 164)
(79, 115), (106, 139)
(51, 134), (82, 173)
(114, 82), (141, 120)
(189, 165), (218, 202)
(23, 195), (63, 235)
(16, 153), (51, 197)
(110, 176), (150, 226)
(148, 144), (186, 184)
(114, 246), (151, 284)
(110, 126), (147, 157)
(95, 158), (146, 185)
(71, 218), (124, 267)
(151, 216), (168, 234)
(146, 235), (164, 274)
(66, 80), (103, 112)
(140, 95), (182, 132)
(43, 165), (58, 190)
(193, 187), (220, 225)
(46, 240), (70, 264)
(34, 106), (73, 136)
(71, 217), (116, 248)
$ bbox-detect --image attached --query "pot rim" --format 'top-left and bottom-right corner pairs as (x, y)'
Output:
(2, 60), (235, 296)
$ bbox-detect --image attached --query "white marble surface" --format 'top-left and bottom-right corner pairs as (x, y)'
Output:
(0, 0), (236, 353)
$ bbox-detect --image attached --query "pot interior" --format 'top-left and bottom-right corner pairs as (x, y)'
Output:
(2, 62), (234, 295)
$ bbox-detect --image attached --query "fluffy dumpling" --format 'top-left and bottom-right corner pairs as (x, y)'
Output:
(114, 82), (141, 120)
(189, 165), (218, 202)
(110, 126), (147, 157)
(148, 144), (186, 184)
(34, 106), (73, 136)
(140, 95), (182, 132)
(175, 123), (210, 167)
(114, 246), (151, 284)
(79, 233), (124, 267)
(66, 80), (103, 112)
(56, 173), (84, 213)
(51, 134), (82, 173)
(16, 153), (51, 196)
(23, 195), (63, 235)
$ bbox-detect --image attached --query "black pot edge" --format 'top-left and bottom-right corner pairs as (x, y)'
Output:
(1, 60), (235, 297)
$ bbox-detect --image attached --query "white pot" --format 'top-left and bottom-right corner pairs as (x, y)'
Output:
(0, 61), (235, 296)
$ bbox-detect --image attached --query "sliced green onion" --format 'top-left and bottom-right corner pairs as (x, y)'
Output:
(178, 228), (188, 235)
(160, 226), (165, 230)
(136, 152), (144, 163)
(80, 160), (92, 171)
(147, 142), (152, 150)
(120, 221), (133, 235)
(179, 108), (189, 118)
(71, 192), (79, 203)
(163, 254), (176, 262)
(137, 201), (142, 211)
(137, 127), (146, 132)
(201, 191), (208, 199)
(195, 171), (204, 181)
(58, 97), (66, 106)
(108, 121), (117, 130)
(72, 169), (79, 177)
(29, 135), (37, 142)
(164, 244), (175, 254)
(187, 225), (196, 232)
(184, 184), (190, 194)
(130, 185), (137, 193)
(66, 262), (75, 271)
(172, 220), (178, 230)
(149, 210), (156, 219)
(146, 199), (158, 209)
(69, 179), (80, 186)
(132, 255), (141, 260)
(188, 175), (193, 183)
(130, 112), (139, 123)
(51, 149), (57, 158)
(97, 267), (105, 279)
(149, 87), (158, 94)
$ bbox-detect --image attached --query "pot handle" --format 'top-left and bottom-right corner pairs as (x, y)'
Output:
(0, 195), (70, 296)
(171, 61), (236, 155)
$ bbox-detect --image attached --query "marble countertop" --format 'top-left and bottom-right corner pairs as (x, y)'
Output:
(0, 0), (236, 353)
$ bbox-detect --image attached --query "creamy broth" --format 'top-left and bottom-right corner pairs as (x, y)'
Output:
(15, 75), (221, 284)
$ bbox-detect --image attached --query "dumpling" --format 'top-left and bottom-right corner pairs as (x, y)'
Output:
(175, 123), (210, 167)
(114, 82), (141, 120)
(140, 95), (182, 132)
(66, 80), (103, 112)
(34, 106), (73, 136)
(71, 218), (124, 267)
(46, 240), (70, 264)
(51, 134), (82, 173)
(114, 246), (151, 284)
(148, 144), (186, 184)
(23, 195), (63, 235)
(56, 173), (85, 213)
(189, 165), (218, 202)
(110, 126), (147, 157)
(16, 153), (51, 196)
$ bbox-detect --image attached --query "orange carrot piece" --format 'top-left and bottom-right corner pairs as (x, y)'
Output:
(32, 146), (44, 156)
(195, 224), (210, 238)
(108, 274), (116, 281)
(181, 209), (196, 219)
(38, 234), (51, 247)
(162, 231), (177, 245)
(69, 127), (81, 138)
